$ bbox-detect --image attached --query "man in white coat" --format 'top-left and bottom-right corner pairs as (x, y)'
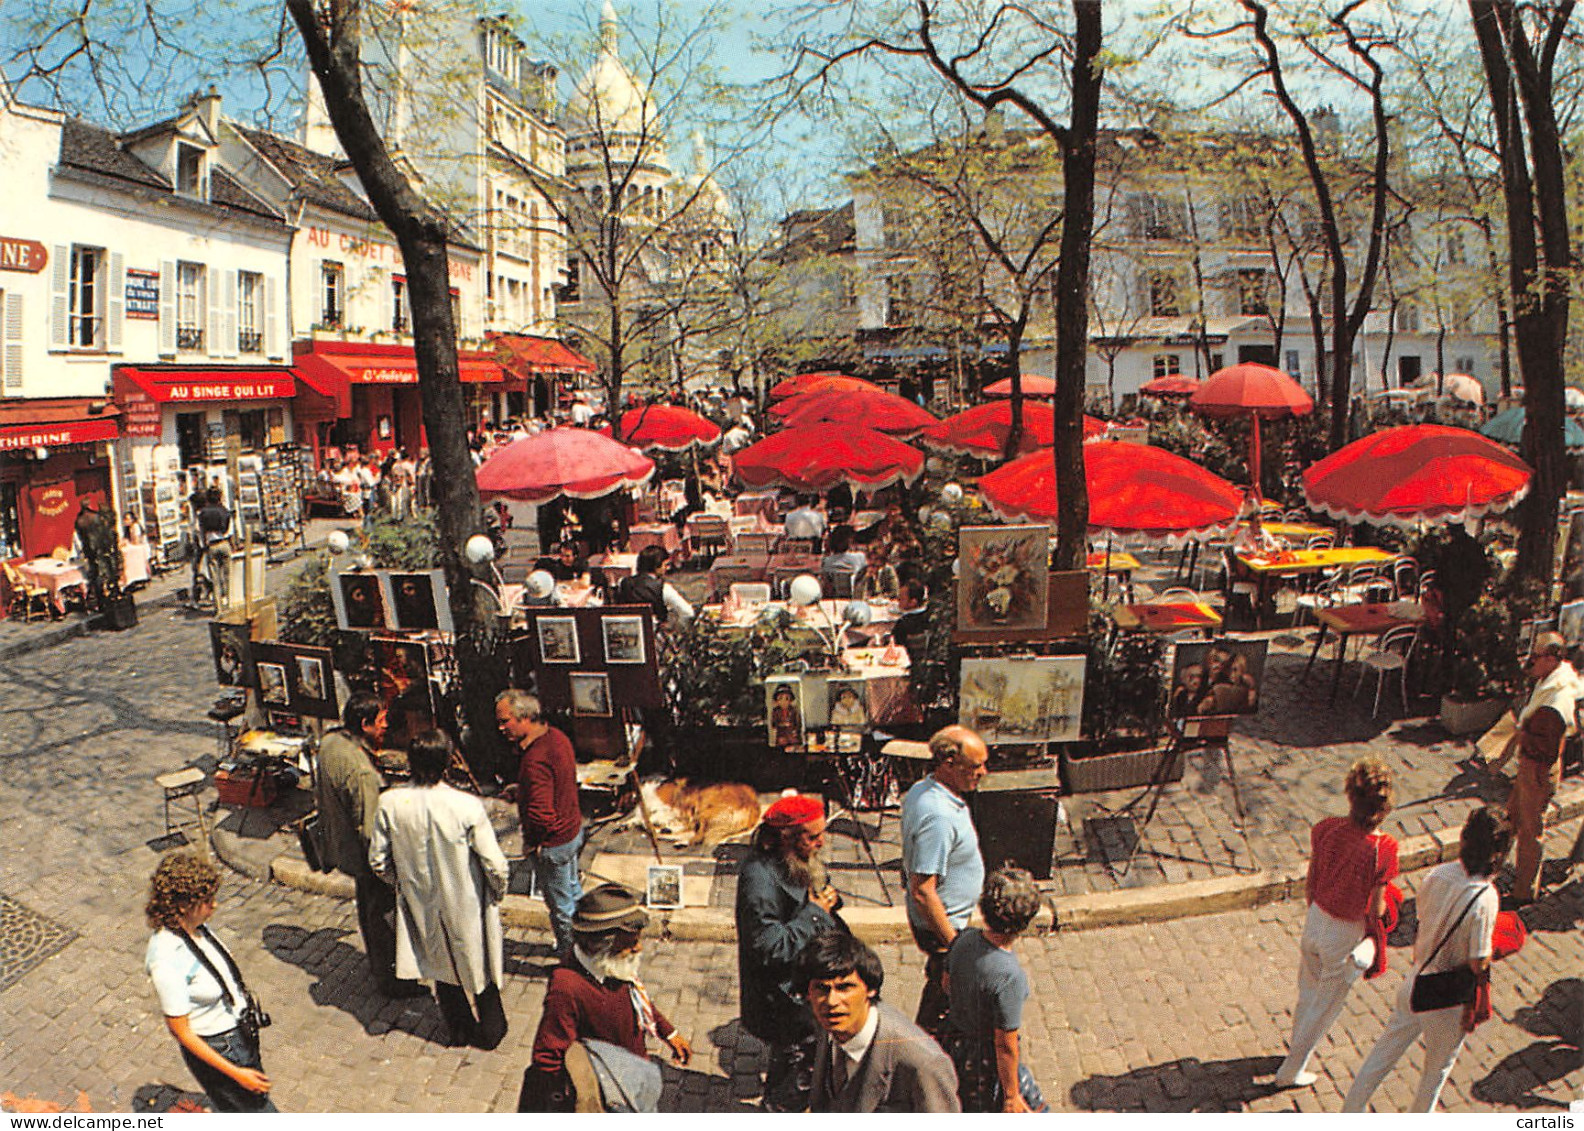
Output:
(370, 729), (511, 1049)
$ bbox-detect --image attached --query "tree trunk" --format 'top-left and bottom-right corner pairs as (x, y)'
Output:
(1002, 313), (1030, 461)
(287, 0), (507, 777)
(1049, 3), (1102, 571)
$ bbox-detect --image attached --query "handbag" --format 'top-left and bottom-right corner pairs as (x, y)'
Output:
(177, 926), (272, 1046)
(1408, 887), (1486, 1013)
(295, 811), (330, 874)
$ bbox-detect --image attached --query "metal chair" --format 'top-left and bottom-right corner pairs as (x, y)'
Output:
(3, 561), (50, 622)
(1304, 532), (1336, 550)
(155, 766), (210, 847)
(1156, 586), (1202, 604)
(821, 568), (864, 600)
(687, 514), (732, 561)
(1392, 556), (1419, 601)
(728, 582), (772, 606)
(1294, 567), (1347, 627)
(1355, 625), (1419, 717)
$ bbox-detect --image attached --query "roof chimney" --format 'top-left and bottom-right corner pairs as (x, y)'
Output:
(191, 84), (221, 134)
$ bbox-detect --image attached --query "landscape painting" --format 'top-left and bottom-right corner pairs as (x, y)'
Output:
(957, 656), (1084, 744)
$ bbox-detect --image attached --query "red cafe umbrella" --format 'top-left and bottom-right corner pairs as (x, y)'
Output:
(1190, 362), (1313, 498)
(920, 401), (1107, 457)
(774, 386), (938, 435)
(983, 374), (1057, 397)
(475, 427), (655, 503)
(978, 441), (1244, 544)
(1140, 373), (1201, 398)
(768, 372), (873, 399)
(733, 426), (925, 492)
(605, 404), (721, 451)
(1302, 424), (1532, 529)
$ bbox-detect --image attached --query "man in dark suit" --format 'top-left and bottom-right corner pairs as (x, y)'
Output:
(800, 932), (959, 1113)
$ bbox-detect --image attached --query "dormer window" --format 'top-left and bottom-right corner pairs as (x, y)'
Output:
(176, 143), (206, 197)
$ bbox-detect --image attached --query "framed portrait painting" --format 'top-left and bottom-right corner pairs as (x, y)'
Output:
(956, 525), (1050, 634)
(1167, 638), (1269, 717)
(332, 570), (387, 631)
(645, 864), (684, 910)
(382, 569), (453, 634)
(256, 661), (291, 707)
(208, 620), (256, 689)
(765, 675), (805, 750)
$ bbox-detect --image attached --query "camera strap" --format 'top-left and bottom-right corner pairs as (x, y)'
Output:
(175, 926), (250, 1015)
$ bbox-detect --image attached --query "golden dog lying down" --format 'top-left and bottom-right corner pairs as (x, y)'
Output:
(632, 778), (761, 847)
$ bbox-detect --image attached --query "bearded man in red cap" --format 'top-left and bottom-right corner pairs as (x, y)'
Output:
(735, 793), (845, 1111)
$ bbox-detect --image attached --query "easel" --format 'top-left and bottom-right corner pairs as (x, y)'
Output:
(806, 744), (894, 907)
(1084, 714), (1257, 879)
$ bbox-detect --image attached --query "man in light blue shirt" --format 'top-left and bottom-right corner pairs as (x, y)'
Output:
(900, 724), (988, 1038)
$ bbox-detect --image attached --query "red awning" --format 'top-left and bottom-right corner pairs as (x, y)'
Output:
(0, 398), (120, 452)
(115, 366), (297, 404)
(292, 340), (503, 416)
(489, 332), (596, 379)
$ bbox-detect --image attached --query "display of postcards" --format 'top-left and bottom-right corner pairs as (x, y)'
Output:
(332, 570), (388, 631)
(536, 616), (581, 663)
(1167, 638), (1269, 717)
(381, 569), (453, 634)
(569, 671), (613, 717)
(601, 615), (646, 665)
(1559, 600), (1584, 647)
(646, 864), (684, 910)
(371, 635), (435, 746)
(765, 674), (805, 750)
(1563, 510), (1584, 601)
(208, 620), (256, 689)
(958, 655), (1085, 743)
(256, 660), (291, 707)
(957, 525), (1050, 633)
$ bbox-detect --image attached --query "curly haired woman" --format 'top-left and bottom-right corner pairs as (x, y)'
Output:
(144, 851), (278, 1112)
(1273, 758), (1398, 1089)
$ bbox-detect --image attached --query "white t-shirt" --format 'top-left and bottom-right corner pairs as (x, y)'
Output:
(146, 927), (245, 1036)
(1412, 860), (1497, 976)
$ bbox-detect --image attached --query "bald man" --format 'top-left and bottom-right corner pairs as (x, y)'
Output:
(901, 724), (989, 1038)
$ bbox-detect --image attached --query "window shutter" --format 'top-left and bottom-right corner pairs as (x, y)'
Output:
(159, 259), (177, 355)
(51, 244), (69, 349)
(106, 252), (125, 351)
(3, 292), (22, 389)
(207, 266), (220, 356)
(265, 275), (280, 359)
(223, 270), (238, 358)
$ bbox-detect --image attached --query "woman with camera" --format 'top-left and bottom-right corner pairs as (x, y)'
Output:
(144, 851), (278, 1112)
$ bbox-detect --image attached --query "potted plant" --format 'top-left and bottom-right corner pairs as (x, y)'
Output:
(1062, 614), (1179, 793)
(1440, 594), (1523, 735)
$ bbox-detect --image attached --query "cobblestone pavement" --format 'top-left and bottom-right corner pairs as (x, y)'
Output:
(2, 583), (1581, 1112)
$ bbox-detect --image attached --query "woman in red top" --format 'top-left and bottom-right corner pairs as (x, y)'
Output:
(1274, 758), (1398, 1088)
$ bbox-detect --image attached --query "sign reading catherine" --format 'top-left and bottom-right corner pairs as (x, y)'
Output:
(125, 269), (160, 319)
(0, 237), (46, 274)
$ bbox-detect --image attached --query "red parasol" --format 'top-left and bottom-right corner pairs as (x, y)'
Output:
(983, 374), (1057, 397)
(733, 426), (925, 492)
(1190, 362), (1313, 499)
(1140, 373), (1201, 398)
(768, 372), (873, 399)
(605, 404), (721, 451)
(1302, 424), (1532, 529)
(920, 401), (1107, 457)
(978, 441), (1244, 544)
(475, 427), (655, 503)
(773, 386), (938, 435)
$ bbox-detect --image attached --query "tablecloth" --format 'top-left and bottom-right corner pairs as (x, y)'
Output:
(18, 558), (85, 614)
(120, 541), (152, 587)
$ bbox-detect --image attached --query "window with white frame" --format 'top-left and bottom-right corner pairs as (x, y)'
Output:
(1152, 354), (1181, 380)
(69, 245), (105, 348)
(392, 276), (408, 333)
(176, 143), (206, 196)
(237, 271), (262, 354)
(0, 286), (18, 390)
(1285, 350), (1301, 379)
(176, 262), (205, 352)
(1148, 271), (1181, 317)
(321, 261), (344, 327)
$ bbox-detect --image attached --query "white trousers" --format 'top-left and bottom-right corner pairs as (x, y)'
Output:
(1276, 902), (1368, 1083)
(1342, 978), (1468, 1112)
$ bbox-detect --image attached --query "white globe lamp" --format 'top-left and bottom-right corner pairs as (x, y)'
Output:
(842, 600), (873, 626)
(327, 530), (350, 555)
(464, 534), (496, 565)
(526, 570), (555, 599)
(940, 482), (964, 505)
(788, 574), (823, 607)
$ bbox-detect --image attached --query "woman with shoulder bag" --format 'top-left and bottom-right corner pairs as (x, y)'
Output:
(1273, 758), (1399, 1089)
(143, 851), (279, 1112)
(1342, 806), (1513, 1112)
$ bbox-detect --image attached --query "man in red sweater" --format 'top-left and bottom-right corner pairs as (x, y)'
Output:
(497, 689), (585, 956)
(518, 883), (692, 1111)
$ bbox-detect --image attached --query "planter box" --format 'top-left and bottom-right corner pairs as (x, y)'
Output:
(1438, 695), (1507, 737)
(1060, 741), (1182, 794)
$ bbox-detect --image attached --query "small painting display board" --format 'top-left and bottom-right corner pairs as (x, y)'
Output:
(209, 620), (256, 689)
(513, 606), (661, 711)
(370, 634), (436, 746)
(953, 569), (1088, 644)
(958, 656), (1085, 744)
(251, 641), (340, 720)
(1167, 638), (1268, 717)
(332, 570), (387, 631)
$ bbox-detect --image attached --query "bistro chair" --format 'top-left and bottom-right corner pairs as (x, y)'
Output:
(1339, 563), (1393, 605)
(1304, 532), (1336, 551)
(820, 567), (864, 600)
(2, 561), (50, 622)
(1155, 586), (1203, 604)
(1392, 556), (1420, 601)
(728, 582), (772, 606)
(1294, 567), (1347, 628)
(155, 766), (210, 848)
(1354, 624), (1419, 718)
(687, 514), (732, 562)
(1283, 508), (1310, 523)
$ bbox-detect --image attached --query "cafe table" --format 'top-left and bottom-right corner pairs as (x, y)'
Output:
(1112, 600), (1223, 636)
(1303, 599), (1426, 703)
(17, 557), (85, 615)
(627, 522), (682, 557)
(1086, 550), (1142, 602)
(708, 552), (771, 598)
(587, 552), (639, 584)
(1235, 546), (1396, 624)
(767, 552), (824, 594)
(733, 491), (781, 523)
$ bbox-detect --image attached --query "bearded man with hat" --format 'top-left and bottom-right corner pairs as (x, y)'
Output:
(735, 792), (845, 1111)
(518, 883), (692, 1112)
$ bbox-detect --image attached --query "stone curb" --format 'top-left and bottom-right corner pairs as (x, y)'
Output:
(244, 784), (1584, 944)
(0, 589), (186, 662)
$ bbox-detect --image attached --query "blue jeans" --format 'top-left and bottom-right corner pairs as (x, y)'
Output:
(532, 826), (585, 955)
(180, 1025), (280, 1112)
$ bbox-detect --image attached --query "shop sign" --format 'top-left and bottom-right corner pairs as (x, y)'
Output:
(120, 391), (162, 438)
(125, 268), (160, 319)
(35, 486), (70, 516)
(352, 367), (418, 384)
(0, 418), (120, 452)
(161, 378), (294, 401)
(0, 237), (46, 274)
